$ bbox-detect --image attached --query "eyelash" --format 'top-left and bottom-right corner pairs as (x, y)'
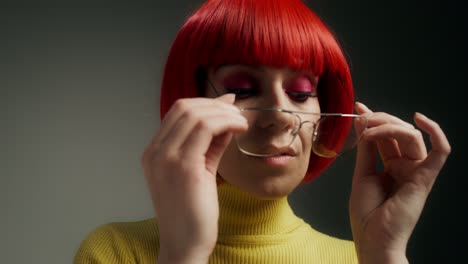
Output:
(285, 91), (317, 102)
(225, 87), (316, 102)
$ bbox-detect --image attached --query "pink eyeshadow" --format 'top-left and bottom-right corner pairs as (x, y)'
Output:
(222, 74), (254, 89)
(286, 76), (315, 92)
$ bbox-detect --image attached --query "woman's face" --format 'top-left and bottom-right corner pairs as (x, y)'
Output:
(207, 65), (320, 198)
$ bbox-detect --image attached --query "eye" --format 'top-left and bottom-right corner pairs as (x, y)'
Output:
(286, 91), (316, 102)
(286, 76), (317, 102)
(223, 73), (257, 99)
(226, 87), (256, 99)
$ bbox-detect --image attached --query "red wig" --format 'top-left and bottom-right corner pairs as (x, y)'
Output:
(160, 0), (354, 182)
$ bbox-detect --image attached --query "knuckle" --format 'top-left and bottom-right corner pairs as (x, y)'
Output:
(146, 146), (173, 168)
(413, 129), (423, 139)
(151, 155), (181, 180)
(184, 109), (199, 121)
(158, 151), (179, 166)
(197, 119), (212, 131)
(405, 128), (422, 143)
(377, 112), (393, 121)
(442, 144), (452, 155)
(173, 99), (190, 113)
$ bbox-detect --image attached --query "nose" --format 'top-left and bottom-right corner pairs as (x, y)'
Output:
(258, 110), (300, 136)
(253, 81), (298, 132)
(262, 79), (290, 109)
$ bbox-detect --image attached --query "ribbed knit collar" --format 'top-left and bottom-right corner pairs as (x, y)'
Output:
(217, 183), (302, 236)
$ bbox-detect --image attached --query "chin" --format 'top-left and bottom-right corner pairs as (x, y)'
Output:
(217, 144), (310, 198)
(221, 169), (304, 199)
(250, 184), (296, 199)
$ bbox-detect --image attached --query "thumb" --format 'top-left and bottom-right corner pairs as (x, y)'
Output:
(205, 133), (233, 176)
(353, 102), (377, 184)
(206, 94), (237, 175)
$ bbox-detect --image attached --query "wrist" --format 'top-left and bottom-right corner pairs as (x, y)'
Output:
(358, 249), (408, 264)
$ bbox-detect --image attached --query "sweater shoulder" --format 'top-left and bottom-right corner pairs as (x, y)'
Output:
(308, 225), (355, 247)
(73, 218), (159, 264)
(302, 224), (358, 263)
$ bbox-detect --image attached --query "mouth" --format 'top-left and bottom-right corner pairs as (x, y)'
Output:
(254, 154), (295, 167)
(263, 146), (298, 157)
(236, 142), (299, 159)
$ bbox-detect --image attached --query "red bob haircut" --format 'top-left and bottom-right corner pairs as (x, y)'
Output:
(160, 0), (354, 182)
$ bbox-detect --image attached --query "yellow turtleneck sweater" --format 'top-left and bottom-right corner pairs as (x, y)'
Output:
(74, 184), (358, 263)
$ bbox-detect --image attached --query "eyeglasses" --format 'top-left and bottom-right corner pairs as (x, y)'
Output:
(199, 68), (368, 158)
(233, 107), (367, 158)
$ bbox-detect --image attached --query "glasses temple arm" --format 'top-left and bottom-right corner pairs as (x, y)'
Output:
(195, 67), (221, 97)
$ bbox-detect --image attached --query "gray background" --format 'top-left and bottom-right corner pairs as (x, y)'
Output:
(1, 1), (463, 263)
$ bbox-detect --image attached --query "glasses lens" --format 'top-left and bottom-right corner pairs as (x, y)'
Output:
(235, 109), (301, 157)
(312, 115), (367, 158)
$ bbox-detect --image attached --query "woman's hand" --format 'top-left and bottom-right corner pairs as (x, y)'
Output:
(141, 94), (247, 264)
(349, 102), (451, 264)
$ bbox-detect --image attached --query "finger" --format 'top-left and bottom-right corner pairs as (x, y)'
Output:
(355, 102), (419, 161)
(414, 112), (451, 172)
(377, 138), (401, 162)
(180, 115), (248, 163)
(216, 93), (236, 103)
(354, 102), (371, 115)
(353, 132), (378, 182)
(206, 133), (234, 175)
(355, 109), (403, 163)
(156, 94), (238, 148)
(363, 123), (427, 160)
(356, 102), (414, 129)
(158, 94), (237, 141)
(159, 110), (247, 155)
(353, 102), (378, 180)
(155, 95), (239, 151)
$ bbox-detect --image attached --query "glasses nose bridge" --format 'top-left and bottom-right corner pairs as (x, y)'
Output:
(255, 109), (299, 134)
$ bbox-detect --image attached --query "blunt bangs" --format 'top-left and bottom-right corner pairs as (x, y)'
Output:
(195, 0), (327, 74)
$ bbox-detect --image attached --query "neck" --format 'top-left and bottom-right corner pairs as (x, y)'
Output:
(217, 183), (300, 236)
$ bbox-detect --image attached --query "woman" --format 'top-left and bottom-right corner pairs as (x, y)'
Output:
(74, 0), (451, 263)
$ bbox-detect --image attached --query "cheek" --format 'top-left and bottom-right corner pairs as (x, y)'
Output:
(298, 131), (313, 154)
(297, 133), (313, 175)
(311, 97), (321, 112)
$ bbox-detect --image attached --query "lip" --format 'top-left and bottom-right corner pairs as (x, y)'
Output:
(254, 154), (295, 167)
(258, 145), (298, 157)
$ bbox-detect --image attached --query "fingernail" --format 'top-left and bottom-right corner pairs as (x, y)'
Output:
(415, 112), (427, 119)
(356, 102), (369, 110)
(355, 102), (372, 114)
(218, 93), (236, 102)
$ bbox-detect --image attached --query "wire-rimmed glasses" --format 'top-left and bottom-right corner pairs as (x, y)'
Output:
(233, 107), (367, 158)
(198, 67), (368, 158)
